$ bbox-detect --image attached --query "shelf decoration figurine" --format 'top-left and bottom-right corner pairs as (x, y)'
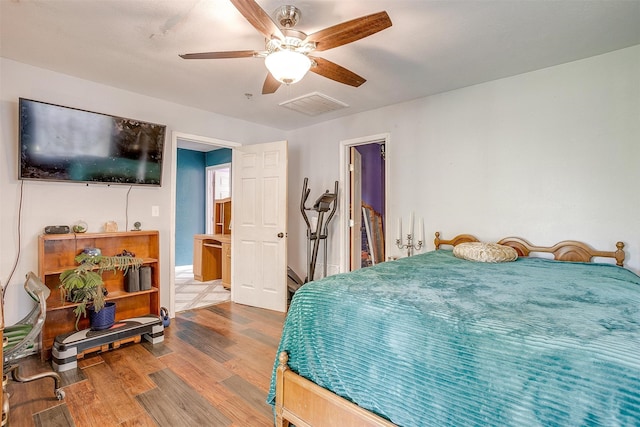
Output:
(59, 252), (143, 330)
(104, 221), (118, 232)
(72, 221), (88, 233)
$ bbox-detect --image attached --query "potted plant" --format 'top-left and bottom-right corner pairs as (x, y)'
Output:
(59, 252), (143, 330)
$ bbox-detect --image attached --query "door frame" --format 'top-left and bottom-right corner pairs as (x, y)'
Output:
(339, 133), (391, 273)
(169, 131), (241, 317)
(350, 147), (362, 271)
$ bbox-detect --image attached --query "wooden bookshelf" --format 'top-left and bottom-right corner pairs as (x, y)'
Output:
(38, 230), (160, 357)
(214, 198), (231, 235)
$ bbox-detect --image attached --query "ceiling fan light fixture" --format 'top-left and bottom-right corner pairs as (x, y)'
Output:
(265, 50), (311, 85)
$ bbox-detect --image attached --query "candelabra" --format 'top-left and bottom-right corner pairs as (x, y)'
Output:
(396, 233), (423, 257)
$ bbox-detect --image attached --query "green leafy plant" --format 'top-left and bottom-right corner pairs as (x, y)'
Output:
(59, 253), (143, 330)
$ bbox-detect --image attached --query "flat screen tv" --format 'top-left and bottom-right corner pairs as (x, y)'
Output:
(19, 98), (166, 186)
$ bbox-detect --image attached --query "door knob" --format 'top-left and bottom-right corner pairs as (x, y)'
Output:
(277, 232), (285, 238)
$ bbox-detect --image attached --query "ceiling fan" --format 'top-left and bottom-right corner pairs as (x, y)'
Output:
(179, 0), (392, 94)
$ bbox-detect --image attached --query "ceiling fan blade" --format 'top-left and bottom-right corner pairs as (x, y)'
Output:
(179, 50), (258, 59)
(309, 56), (366, 87)
(262, 73), (282, 94)
(305, 11), (392, 52)
(230, 0), (284, 40)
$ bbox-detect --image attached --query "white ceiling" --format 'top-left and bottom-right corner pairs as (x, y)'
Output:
(2, 0), (639, 131)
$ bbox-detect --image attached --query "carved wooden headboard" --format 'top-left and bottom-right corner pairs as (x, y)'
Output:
(434, 231), (625, 266)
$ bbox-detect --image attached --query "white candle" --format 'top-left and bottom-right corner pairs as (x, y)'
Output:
(397, 218), (402, 241)
(409, 211), (414, 237)
(419, 218), (424, 243)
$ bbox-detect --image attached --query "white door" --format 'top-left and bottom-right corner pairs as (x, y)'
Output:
(231, 140), (288, 312)
(350, 147), (362, 270)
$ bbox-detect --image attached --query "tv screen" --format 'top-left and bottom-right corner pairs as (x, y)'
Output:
(19, 98), (166, 186)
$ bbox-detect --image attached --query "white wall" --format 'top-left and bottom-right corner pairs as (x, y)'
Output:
(285, 45), (640, 277)
(0, 58), (284, 324)
(3, 44), (639, 323)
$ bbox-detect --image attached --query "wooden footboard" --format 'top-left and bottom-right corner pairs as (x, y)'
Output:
(275, 352), (396, 427)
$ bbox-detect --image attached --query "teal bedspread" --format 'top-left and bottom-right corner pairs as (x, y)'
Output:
(267, 250), (640, 426)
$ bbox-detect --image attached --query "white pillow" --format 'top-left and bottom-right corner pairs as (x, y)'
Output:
(453, 242), (518, 263)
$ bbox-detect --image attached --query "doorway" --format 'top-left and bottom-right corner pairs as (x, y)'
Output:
(169, 132), (240, 315)
(339, 133), (390, 273)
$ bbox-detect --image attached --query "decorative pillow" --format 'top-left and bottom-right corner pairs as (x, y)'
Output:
(453, 242), (518, 263)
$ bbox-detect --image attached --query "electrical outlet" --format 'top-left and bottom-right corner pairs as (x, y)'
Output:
(151, 205), (160, 217)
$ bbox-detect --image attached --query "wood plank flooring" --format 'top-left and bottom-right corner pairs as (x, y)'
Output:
(5, 302), (286, 427)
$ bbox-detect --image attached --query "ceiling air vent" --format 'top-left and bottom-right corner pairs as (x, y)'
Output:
(279, 92), (349, 116)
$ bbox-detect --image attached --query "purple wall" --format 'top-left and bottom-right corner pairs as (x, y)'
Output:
(357, 143), (385, 216)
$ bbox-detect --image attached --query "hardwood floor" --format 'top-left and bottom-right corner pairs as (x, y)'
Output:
(5, 302), (286, 427)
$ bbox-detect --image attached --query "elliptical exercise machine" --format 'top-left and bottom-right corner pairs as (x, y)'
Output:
(288, 178), (338, 295)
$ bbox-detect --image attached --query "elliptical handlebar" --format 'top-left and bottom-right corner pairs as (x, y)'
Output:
(300, 177), (311, 234)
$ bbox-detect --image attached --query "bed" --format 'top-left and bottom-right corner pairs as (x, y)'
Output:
(267, 232), (640, 426)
